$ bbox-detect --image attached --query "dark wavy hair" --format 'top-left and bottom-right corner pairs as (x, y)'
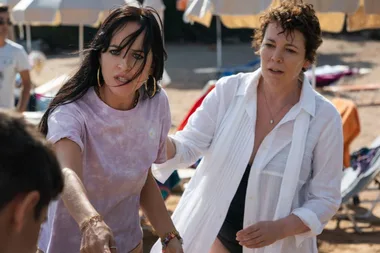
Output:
(0, 110), (63, 220)
(39, 5), (167, 135)
(252, 0), (322, 64)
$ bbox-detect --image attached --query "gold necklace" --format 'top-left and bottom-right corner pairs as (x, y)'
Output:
(262, 87), (292, 125)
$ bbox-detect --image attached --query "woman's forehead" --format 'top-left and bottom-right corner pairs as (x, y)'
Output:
(265, 22), (305, 46)
(111, 22), (145, 48)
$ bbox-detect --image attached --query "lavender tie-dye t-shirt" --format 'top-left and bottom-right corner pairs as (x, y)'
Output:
(38, 87), (171, 252)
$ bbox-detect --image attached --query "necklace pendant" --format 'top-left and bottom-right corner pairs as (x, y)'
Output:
(270, 119), (274, 124)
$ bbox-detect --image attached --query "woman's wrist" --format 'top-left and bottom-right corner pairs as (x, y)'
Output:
(166, 136), (177, 160)
(275, 214), (310, 240)
(160, 229), (183, 251)
(79, 214), (103, 233)
(274, 218), (289, 241)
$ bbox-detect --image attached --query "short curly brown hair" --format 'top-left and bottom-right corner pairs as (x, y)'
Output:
(252, 1), (322, 64)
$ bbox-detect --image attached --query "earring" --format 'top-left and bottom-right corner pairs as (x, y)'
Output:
(144, 79), (148, 92)
(151, 76), (157, 98)
(97, 67), (102, 88)
(145, 76), (157, 98)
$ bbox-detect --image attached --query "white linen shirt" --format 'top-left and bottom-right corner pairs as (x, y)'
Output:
(151, 69), (343, 253)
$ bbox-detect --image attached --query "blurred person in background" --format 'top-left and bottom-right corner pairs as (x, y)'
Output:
(0, 4), (31, 112)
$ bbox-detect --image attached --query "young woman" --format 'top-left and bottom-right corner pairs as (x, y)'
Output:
(38, 5), (183, 253)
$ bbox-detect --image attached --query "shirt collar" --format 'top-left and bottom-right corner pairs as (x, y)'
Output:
(299, 73), (316, 117)
(236, 68), (316, 117)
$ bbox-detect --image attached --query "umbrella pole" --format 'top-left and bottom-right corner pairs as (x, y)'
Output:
(79, 24), (84, 59)
(19, 24), (24, 40)
(26, 24), (32, 53)
(216, 16), (222, 71)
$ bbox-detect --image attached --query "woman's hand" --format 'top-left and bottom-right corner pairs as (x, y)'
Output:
(80, 220), (116, 253)
(236, 220), (283, 249)
(164, 237), (184, 253)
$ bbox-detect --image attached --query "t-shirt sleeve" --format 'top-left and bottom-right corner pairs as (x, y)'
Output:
(154, 90), (172, 164)
(15, 47), (31, 72)
(46, 106), (84, 151)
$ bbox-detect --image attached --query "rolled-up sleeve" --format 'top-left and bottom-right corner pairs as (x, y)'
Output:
(47, 106), (84, 152)
(293, 110), (344, 247)
(154, 91), (173, 165)
(152, 79), (229, 183)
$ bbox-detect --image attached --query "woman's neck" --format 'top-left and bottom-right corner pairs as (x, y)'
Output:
(0, 38), (6, 48)
(260, 77), (302, 107)
(97, 86), (138, 111)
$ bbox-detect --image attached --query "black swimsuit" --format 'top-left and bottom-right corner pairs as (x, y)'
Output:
(217, 164), (252, 253)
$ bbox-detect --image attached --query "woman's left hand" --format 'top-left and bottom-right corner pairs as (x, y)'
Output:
(236, 220), (283, 248)
(164, 237), (184, 253)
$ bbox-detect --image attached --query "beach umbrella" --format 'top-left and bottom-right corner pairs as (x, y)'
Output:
(183, 0), (380, 32)
(12, 0), (138, 54)
(181, 0), (380, 86)
(0, 0), (19, 7)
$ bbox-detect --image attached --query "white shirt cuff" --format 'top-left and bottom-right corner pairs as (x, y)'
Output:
(152, 137), (185, 183)
(292, 207), (324, 247)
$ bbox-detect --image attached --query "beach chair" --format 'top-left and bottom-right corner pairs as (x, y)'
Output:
(336, 137), (380, 233)
(332, 98), (361, 168)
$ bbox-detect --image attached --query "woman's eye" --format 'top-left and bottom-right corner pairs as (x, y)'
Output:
(265, 43), (275, 48)
(110, 50), (120, 56)
(286, 48), (296, 53)
(133, 53), (144, 60)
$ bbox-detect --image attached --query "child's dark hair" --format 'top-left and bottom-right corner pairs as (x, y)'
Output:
(0, 110), (64, 219)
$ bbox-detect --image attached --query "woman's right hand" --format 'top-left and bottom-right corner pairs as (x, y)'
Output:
(80, 220), (116, 253)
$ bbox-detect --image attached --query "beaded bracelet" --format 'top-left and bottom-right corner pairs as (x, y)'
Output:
(79, 215), (103, 233)
(161, 229), (183, 252)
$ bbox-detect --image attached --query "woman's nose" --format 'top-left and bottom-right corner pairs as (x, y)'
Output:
(271, 50), (283, 63)
(118, 57), (133, 71)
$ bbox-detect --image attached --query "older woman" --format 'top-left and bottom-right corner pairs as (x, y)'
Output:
(151, 2), (343, 253)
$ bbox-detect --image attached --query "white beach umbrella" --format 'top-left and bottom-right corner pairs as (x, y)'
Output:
(182, 0), (380, 86)
(0, 0), (19, 7)
(12, 0), (138, 54)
